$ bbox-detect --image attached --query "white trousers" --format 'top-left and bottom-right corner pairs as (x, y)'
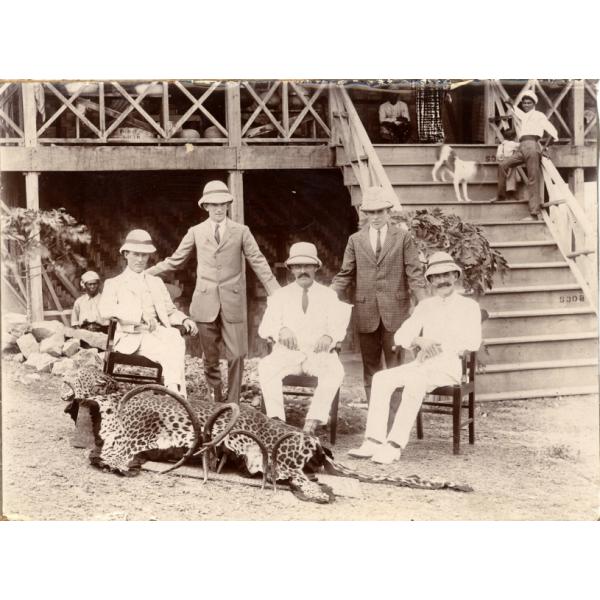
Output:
(137, 326), (187, 397)
(258, 346), (344, 424)
(365, 360), (457, 449)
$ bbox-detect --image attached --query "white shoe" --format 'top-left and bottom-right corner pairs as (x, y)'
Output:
(348, 440), (381, 458)
(371, 443), (402, 464)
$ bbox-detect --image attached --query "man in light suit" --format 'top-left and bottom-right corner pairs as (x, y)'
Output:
(331, 187), (427, 403)
(146, 180), (280, 404)
(99, 229), (198, 397)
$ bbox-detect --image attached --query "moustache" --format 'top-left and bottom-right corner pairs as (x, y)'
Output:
(435, 282), (452, 288)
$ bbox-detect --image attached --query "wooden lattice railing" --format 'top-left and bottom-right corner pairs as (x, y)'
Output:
(0, 83), (24, 144)
(329, 83), (401, 210)
(487, 80), (597, 313)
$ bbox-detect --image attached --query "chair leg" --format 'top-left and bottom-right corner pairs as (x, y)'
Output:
(416, 410), (424, 440)
(329, 390), (339, 445)
(468, 391), (475, 445)
(452, 390), (462, 455)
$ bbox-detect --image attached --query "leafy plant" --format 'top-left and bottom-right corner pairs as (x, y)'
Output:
(1, 207), (91, 320)
(393, 207), (508, 296)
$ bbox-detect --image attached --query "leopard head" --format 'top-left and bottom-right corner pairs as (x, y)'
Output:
(60, 366), (120, 402)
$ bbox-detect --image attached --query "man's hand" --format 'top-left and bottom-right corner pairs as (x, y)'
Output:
(278, 327), (298, 350)
(183, 318), (198, 336)
(314, 335), (333, 353)
(414, 337), (443, 362)
(142, 314), (158, 332)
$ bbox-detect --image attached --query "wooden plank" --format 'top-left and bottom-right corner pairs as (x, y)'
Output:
(24, 172), (44, 321)
(238, 145), (334, 169)
(572, 79), (585, 146)
(41, 268), (70, 326)
(225, 82), (242, 147)
(22, 83), (38, 147)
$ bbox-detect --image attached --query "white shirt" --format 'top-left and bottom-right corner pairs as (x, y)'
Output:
(369, 224), (388, 254)
(514, 106), (558, 140)
(122, 267), (157, 321)
(379, 100), (410, 123)
(496, 140), (519, 161)
(209, 217), (227, 239)
(394, 291), (482, 378)
(71, 294), (108, 327)
(258, 281), (351, 353)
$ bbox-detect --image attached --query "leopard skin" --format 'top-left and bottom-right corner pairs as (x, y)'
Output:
(61, 367), (473, 504)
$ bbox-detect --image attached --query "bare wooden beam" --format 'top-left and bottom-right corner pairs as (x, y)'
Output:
(572, 80), (585, 147)
(24, 171), (44, 321)
(225, 82), (242, 147)
(22, 83), (38, 147)
(227, 170), (244, 223)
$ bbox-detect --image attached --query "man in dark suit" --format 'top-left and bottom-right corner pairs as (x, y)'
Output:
(331, 187), (427, 402)
(146, 180), (280, 404)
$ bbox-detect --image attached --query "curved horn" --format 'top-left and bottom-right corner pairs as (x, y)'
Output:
(193, 403), (241, 456)
(270, 431), (301, 492)
(117, 384), (204, 475)
(223, 428), (269, 490)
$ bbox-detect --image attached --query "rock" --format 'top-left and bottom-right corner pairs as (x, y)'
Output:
(72, 348), (102, 368)
(68, 328), (107, 350)
(31, 320), (65, 342)
(24, 351), (59, 373)
(62, 338), (81, 357)
(12, 353), (25, 363)
(3, 312), (28, 336)
(16, 333), (40, 359)
(2, 333), (18, 351)
(40, 333), (66, 357)
(21, 373), (42, 384)
(52, 358), (76, 376)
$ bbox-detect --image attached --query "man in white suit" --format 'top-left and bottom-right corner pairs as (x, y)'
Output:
(258, 242), (351, 435)
(99, 229), (198, 397)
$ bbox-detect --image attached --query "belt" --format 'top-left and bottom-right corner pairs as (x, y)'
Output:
(519, 135), (540, 142)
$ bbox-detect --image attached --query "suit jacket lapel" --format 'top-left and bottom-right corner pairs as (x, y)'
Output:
(146, 276), (169, 326)
(377, 225), (397, 264)
(201, 219), (218, 248)
(218, 219), (232, 248)
(358, 227), (376, 263)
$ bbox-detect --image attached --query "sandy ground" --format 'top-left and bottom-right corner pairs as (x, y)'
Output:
(1, 359), (598, 521)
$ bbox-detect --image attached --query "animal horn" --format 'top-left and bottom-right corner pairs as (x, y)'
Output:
(223, 429), (269, 490)
(270, 431), (300, 492)
(117, 384), (204, 475)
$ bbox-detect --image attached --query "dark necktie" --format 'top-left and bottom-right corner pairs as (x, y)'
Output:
(214, 224), (220, 244)
(302, 288), (309, 313)
(375, 229), (382, 260)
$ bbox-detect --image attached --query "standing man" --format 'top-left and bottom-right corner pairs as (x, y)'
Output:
(258, 242), (351, 434)
(496, 91), (558, 220)
(99, 229), (197, 397)
(349, 252), (482, 464)
(146, 180), (280, 404)
(331, 186), (427, 403)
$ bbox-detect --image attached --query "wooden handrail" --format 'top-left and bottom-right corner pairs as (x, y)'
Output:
(329, 83), (401, 211)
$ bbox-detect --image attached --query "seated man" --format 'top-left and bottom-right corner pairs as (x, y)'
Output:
(71, 270), (109, 333)
(258, 242), (351, 435)
(99, 229), (198, 397)
(349, 252), (481, 464)
(379, 94), (411, 143)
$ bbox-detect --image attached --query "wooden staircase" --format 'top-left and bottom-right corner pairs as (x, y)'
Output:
(337, 143), (598, 401)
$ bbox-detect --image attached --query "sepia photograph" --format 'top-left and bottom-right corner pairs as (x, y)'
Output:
(1, 76), (598, 522)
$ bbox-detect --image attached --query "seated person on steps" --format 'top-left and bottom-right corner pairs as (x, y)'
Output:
(99, 229), (198, 398)
(71, 270), (109, 333)
(379, 93), (411, 143)
(258, 242), (351, 435)
(348, 252), (481, 464)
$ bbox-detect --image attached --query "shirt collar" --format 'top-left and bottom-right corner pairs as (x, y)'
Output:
(369, 223), (388, 236)
(209, 217), (227, 232)
(293, 281), (315, 294)
(124, 266), (145, 280)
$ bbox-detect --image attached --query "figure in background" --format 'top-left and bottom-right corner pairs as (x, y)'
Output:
(379, 94), (411, 143)
(495, 127), (520, 198)
(331, 187), (427, 403)
(496, 91), (558, 220)
(99, 229), (197, 397)
(71, 270), (109, 333)
(348, 252), (481, 464)
(258, 242), (351, 435)
(146, 180), (280, 404)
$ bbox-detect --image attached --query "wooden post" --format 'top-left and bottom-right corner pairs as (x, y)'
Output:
(572, 79), (585, 147)
(24, 171), (44, 321)
(483, 80), (496, 144)
(225, 81), (242, 148)
(22, 82), (38, 147)
(227, 170), (244, 224)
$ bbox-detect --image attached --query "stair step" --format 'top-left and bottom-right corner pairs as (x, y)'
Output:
(350, 183), (497, 203)
(343, 163), (501, 184)
(475, 221), (553, 242)
(478, 284), (586, 311)
(484, 307), (597, 336)
(493, 262), (573, 286)
(477, 385), (599, 402)
(482, 331), (598, 363)
(394, 200), (530, 220)
(490, 240), (563, 263)
(476, 358), (598, 393)
(373, 144), (498, 163)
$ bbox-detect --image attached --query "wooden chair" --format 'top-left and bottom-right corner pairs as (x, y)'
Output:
(103, 318), (164, 385)
(416, 350), (477, 455)
(262, 340), (342, 445)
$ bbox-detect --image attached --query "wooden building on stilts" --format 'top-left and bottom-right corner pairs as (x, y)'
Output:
(1, 79), (598, 401)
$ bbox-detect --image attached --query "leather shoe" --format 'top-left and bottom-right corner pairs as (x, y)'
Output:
(348, 439), (381, 458)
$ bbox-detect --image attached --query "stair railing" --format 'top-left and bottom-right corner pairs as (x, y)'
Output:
(329, 83), (401, 211)
(488, 80), (598, 314)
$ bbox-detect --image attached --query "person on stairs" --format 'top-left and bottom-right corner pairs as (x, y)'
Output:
(348, 252), (481, 464)
(258, 242), (351, 435)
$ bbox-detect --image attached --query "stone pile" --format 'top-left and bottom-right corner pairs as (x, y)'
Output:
(2, 314), (107, 376)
